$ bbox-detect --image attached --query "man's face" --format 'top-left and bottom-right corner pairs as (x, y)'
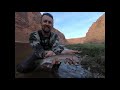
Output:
(41, 15), (53, 33)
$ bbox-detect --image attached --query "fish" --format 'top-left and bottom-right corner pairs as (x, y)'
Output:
(15, 53), (92, 78)
(34, 54), (81, 72)
(34, 54), (93, 78)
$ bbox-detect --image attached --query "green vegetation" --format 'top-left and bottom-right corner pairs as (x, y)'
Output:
(66, 43), (105, 78)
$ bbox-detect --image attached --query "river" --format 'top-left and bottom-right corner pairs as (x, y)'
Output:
(15, 42), (57, 78)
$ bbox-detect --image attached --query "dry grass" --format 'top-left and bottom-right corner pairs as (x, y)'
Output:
(66, 43), (105, 78)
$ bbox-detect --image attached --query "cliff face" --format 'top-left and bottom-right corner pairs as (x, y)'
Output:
(15, 12), (42, 43)
(15, 12), (68, 44)
(67, 37), (85, 44)
(84, 14), (105, 43)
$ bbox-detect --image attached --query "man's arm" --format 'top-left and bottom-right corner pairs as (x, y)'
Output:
(29, 32), (45, 58)
(51, 34), (64, 55)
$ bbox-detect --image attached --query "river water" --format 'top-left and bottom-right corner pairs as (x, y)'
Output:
(15, 42), (58, 78)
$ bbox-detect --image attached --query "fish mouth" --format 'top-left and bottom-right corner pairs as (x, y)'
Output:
(38, 61), (61, 72)
(39, 62), (53, 71)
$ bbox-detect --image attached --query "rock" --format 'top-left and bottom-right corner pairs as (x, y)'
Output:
(15, 12), (41, 42)
(84, 14), (105, 43)
(67, 37), (85, 44)
(55, 61), (92, 78)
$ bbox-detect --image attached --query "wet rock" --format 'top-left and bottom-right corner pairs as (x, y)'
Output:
(53, 61), (93, 78)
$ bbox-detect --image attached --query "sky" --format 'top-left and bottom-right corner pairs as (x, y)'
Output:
(40, 12), (105, 39)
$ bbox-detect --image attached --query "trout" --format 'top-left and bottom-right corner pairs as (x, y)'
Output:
(34, 54), (81, 72)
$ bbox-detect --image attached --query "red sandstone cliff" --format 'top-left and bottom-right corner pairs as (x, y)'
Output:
(84, 14), (105, 43)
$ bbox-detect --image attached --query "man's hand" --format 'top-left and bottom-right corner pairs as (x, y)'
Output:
(44, 51), (56, 58)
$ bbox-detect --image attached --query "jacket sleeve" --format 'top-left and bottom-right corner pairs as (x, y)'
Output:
(29, 32), (45, 58)
(52, 34), (64, 55)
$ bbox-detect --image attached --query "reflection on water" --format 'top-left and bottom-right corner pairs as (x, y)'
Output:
(15, 71), (58, 78)
(15, 42), (58, 78)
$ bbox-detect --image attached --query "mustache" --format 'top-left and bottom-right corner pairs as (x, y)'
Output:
(43, 25), (51, 28)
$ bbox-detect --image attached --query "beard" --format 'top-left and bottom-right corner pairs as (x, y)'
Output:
(42, 25), (51, 33)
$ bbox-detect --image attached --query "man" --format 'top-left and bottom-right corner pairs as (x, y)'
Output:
(16, 13), (79, 73)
